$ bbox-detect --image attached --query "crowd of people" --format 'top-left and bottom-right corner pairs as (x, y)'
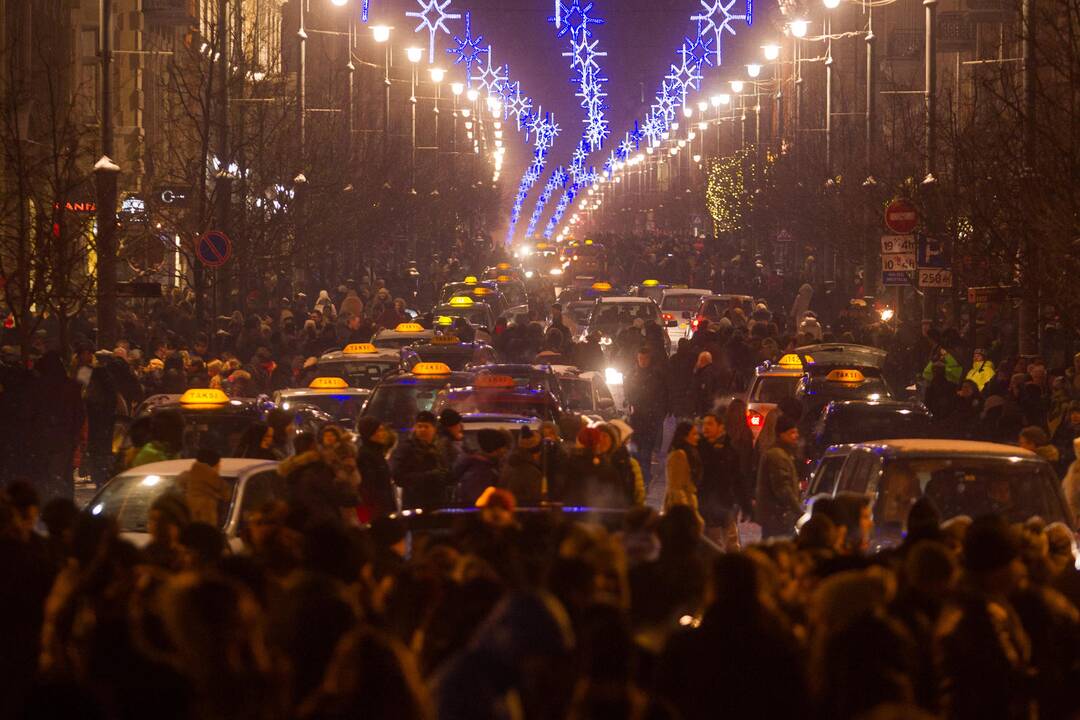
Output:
(3, 461), (1080, 719)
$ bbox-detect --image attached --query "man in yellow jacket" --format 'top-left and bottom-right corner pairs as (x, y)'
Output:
(177, 448), (232, 527)
(965, 348), (996, 391)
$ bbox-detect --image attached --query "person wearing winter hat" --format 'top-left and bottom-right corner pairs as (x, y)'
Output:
(452, 429), (510, 506)
(389, 411), (451, 510)
(755, 415), (802, 539)
(356, 417), (397, 521)
(437, 408), (465, 469)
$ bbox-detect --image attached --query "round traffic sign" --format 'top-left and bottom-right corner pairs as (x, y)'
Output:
(884, 198), (918, 235)
(195, 230), (232, 268)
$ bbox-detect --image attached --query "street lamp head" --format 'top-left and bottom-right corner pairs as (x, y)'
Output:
(429, 67), (445, 82)
(693, 154), (702, 163)
(763, 43), (781, 60)
(406, 47), (423, 63)
(669, 147), (678, 156)
(746, 63), (761, 78)
(677, 139), (686, 148)
(698, 121), (708, 130)
(790, 19), (809, 37)
(450, 81), (464, 96)
(823, 0), (841, 9)
(687, 131), (696, 140)
(730, 80), (744, 93)
(719, 93), (731, 104)
(330, 0), (348, 6)
(466, 88), (479, 102)
(371, 25), (391, 42)
(697, 100), (709, 112)
(682, 106), (693, 118)
(461, 107), (471, 117)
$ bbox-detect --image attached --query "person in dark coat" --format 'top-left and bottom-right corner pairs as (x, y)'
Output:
(389, 411), (451, 510)
(500, 427), (545, 504)
(690, 351), (725, 417)
(84, 364), (120, 488)
(698, 412), (751, 550)
(561, 427), (629, 508)
(924, 361), (959, 423)
(667, 339), (698, 421)
(452, 429), (510, 505)
(755, 415), (802, 539)
(282, 433), (357, 530)
(33, 351), (86, 501)
(355, 417), (397, 522)
(624, 347), (668, 488)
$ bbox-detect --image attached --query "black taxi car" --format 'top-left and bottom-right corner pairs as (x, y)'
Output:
(305, 342), (403, 390)
(401, 335), (497, 371)
(359, 362), (473, 434)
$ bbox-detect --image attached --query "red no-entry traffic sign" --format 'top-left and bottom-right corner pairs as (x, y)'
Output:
(884, 198), (918, 235)
(195, 230), (232, 268)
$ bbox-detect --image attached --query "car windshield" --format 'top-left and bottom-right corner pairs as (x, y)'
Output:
(661, 294), (703, 312)
(559, 378), (594, 412)
(566, 302), (594, 325)
(809, 456), (847, 497)
(412, 348), (479, 371)
(441, 392), (558, 421)
(801, 379), (892, 423)
(876, 457), (1066, 526)
(363, 384), (440, 430)
(373, 334), (428, 350)
(825, 408), (933, 445)
(751, 376), (801, 403)
(179, 412), (258, 457)
(89, 475), (233, 532)
(436, 306), (490, 328)
(499, 285), (527, 306)
(588, 303), (657, 328)
(314, 361), (399, 389)
(283, 394), (365, 421)
(703, 298), (751, 318)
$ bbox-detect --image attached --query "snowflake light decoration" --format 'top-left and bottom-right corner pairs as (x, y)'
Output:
(552, 0), (603, 40)
(361, 0), (370, 22)
(447, 12), (487, 86)
(690, 0), (751, 63)
(666, 54), (704, 105)
(406, 0), (461, 64)
(680, 27), (716, 69)
(629, 120), (645, 149)
(617, 135), (634, 161)
(475, 48), (507, 95)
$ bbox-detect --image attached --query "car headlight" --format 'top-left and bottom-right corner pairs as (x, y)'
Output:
(604, 367), (624, 385)
(550, 267), (563, 276)
(599, 336), (612, 346)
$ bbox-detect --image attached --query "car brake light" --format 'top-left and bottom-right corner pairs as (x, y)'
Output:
(662, 312), (674, 322)
(746, 410), (763, 428)
(691, 316), (702, 331)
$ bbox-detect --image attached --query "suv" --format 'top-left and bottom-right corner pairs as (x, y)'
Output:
(687, 294), (755, 339)
(805, 400), (934, 468)
(579, 296), (667, 354)
(830, 439), (1074, 547)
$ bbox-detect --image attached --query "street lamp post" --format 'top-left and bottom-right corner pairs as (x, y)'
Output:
(407, 47), (422, 192)
(372, 25), (392, 148)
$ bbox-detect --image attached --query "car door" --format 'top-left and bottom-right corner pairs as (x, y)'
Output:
(224, 467), (287, 551)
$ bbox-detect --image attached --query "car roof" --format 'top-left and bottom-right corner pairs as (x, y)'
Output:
(379, 370), (473, 385)
(797, 343), (888, 367)
(117, 458), (276, 477)
(821, 443), (861, 457)
(318, 348), (401, 361)
(596, 296), (654, 303)
(374, 327), (433, 337)
(472, 363), (554, 374)
(459, 413), (543, 428)
(826, 400), (928, 413)
(703, 294), (753, 301)
(661, 288), (710, 296)
(277, 387), (369, 396)
(755, 366), (806, 377)
(855, 439), (1041, 458)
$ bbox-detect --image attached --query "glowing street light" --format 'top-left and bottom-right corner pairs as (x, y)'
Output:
(406, 47), (423, 63)
(450, 82), (464, 96)
(790, 19), (809, 38)
(682, 106), (693, 118)
(746, 63), (761, 78)
(371, 25), (391, 43)
(823, 0), (841, 9)
(466, 88), (479, 102)
(429, 67), (445, 82)
(730, 80), (744, 93)
(697, 100), (709, 112)
(763, 43), (781, 60)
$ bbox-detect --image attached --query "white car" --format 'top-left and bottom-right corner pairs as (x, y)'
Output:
(577, 296), (669, 355)
(658, 287), (710, 351)
(86, 459), (280, 551)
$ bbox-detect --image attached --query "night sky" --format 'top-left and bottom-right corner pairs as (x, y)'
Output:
(381, 0), (782, 231)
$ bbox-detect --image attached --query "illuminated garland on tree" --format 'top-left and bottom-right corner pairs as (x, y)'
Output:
(706, 148), (750, 235)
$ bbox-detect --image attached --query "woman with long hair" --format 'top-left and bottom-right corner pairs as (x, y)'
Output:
(724, 398), (755, 506)
(664, 421), (703, 517)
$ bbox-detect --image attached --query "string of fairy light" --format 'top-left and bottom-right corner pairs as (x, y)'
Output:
(549, 0), (752, 242)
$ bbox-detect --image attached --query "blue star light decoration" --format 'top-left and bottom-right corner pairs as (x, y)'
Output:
(553, 0), (602, 40)
(617, 135), (634, 161)
(507, 83), (532, 122)
(508, 110), (559, 242)
(629, 120), (645, 149)
(406, 0), (461, 64)
(690, 0), (751, 63)
(475, 48), (507, 95)
(680, 27), (716, 70)
(666, 52), (704, 105)
(447, 12), (487, 87)
(527, 166), (569, 238)
(642, 114), (665, 145)
(361, 0), (371, 22)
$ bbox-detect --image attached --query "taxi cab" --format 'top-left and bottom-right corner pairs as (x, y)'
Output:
(659, 287), (710, 347)
(433, 374), (562, 422)
(794, 366), (894, 437)
(565, 239), (607, 280)
(273, 377), (369, 425)
(745, 353), (812, 437)
(493, 274), (529, 310)
(557, 281), (622, 305)
(431, 297), (496, 337)
(87, 458), (280, 550)
(360, 362), (473, 433)
(483, 262), (522, 281)
(628, 279), (671, 304)
(522, 242), (563, 279)
(307, 342), (403, 389)
(401, 335), (497, 371)
(372, 322), (435, 350)
(438, 276), (497, 303)
(132, 388), (322, 457)
(825, 439), (1075, 547)
(804, 400), (934, 469)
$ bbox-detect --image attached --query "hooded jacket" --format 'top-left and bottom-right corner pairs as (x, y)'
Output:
(177, 460), (231, 526)
(501, 447), (544, 505)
